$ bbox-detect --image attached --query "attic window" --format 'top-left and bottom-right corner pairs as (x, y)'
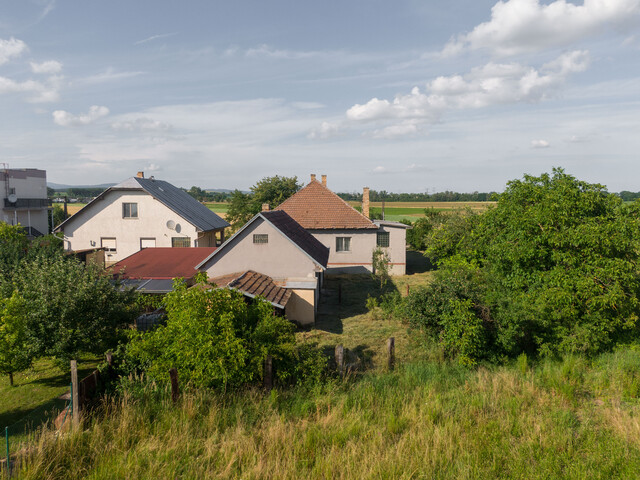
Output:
(253, 234), (268, 244)
(122, 202), (138, 218)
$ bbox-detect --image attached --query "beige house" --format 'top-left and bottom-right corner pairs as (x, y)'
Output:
(198, 210), (329, 326)
(1, 167), (50, 237)
(55, 172), (229, 264)
(276, 175), (409, 275)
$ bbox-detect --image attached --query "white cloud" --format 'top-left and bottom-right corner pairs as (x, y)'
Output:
(134, 32), (178, 45)
(444, 0), (640, 57)
(372, 122), (419, 139)
(373, 166), (387, 174)
(75, 68), (144, 85)
(531, 139), (550, 148)
(0, 37), (28, 65)
(30, 60), (63, 74)
(111, 117), (171, 132)
(53, 106), (110, 126)
(0, 74), (62, 103)
(346, 51), (589, 131)
(308, 121), (340, 140)
(245, 44), (324, 60)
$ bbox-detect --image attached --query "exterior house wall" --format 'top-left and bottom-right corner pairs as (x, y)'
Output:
(376, 224), (407, 276)
(285, 289), (316, 327)
(1, 169), (49, 235)
(61, 190), (202, 264)
(201, 218), (319, 281)
(308, 229), (377, 274)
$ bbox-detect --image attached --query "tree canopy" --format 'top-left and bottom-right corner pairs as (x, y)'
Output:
(226, 175), (301, 230)
(407, 169), (640, 365)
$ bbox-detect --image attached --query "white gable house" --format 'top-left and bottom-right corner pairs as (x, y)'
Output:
(55, 172), (229, 264)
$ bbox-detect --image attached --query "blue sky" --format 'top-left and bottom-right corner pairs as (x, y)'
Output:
(1, 0), (639, 193)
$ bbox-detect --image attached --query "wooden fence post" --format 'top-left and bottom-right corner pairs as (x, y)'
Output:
(335, 345), (344, 376)
(70, 360), (79, 427)
(406, 284), (410, 297)
(106, 351), (113, 367)
(387, 337), (395, 371)
(263, 355), (273, 391)
(169, 368), (180, 403)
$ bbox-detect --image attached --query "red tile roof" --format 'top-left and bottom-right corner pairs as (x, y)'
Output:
(211, 270), (292, 308)
(275, 180), (377, 230)
(111, 247), (216, 279)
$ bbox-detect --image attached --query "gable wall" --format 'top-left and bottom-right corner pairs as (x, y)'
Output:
(61, 190), (201, 263)
(201, 217), (320, 281)
(308, 229), (377, 274)
(376, 224), (407, 275)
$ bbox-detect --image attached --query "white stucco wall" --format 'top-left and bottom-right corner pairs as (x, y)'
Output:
(201, 217), (321, 282)
(376, 224), (408, 276)
(308, 229), (377, 274)
(60, 190), (206, 263)
(1, 170), (49, 235)
(285, 289), (316, 327)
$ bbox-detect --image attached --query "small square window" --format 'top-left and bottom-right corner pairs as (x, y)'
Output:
(253, 234), (268, 244)
(336, 237), (351, 252)
(377, 232), (390, 248)
(122, 202), (138, 218)
(171, 237), (191, 247)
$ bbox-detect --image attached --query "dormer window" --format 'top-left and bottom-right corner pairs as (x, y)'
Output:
(123, 202), (138, 218)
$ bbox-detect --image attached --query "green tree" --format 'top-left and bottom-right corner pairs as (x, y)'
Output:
(16, 254), (136, 367)
(0, 291), (33, 386)
(409, 169), (640, 364)
(225, 176), (301, 230)
(123, 277), (324, 390)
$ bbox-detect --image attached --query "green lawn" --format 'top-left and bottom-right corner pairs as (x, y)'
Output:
(1, 356), (100, 445)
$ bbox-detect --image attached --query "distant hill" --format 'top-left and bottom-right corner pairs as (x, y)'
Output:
(205, 188), (237, 193)
(48, 182), (115, 190)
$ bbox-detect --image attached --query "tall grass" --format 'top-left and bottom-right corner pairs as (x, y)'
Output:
(13, 348), (640, 479)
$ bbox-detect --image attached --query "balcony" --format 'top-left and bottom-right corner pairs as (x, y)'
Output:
(3, 198), (52, 209)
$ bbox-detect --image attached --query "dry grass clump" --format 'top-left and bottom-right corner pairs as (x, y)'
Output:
(14, 351), (640, 479)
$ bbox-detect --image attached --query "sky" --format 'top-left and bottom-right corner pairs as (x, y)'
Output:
(1, 0), (639, 193)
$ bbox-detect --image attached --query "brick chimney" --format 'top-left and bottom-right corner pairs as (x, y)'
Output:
(136, 171), (144, 178)
(362, 187), (370, 218)
(321, 175), (327, 187)
(262, 203), (270, 212)
(310, 174), (316, 182)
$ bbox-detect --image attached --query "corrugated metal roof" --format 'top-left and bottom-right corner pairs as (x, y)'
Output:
(133, 177), (229, 231)
(112, 247), (216, 279)
(120, 278), (180, 293)
(56, 176), (229, 232)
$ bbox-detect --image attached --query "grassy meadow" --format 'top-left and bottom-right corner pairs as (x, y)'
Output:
(8, 253), (640, 479)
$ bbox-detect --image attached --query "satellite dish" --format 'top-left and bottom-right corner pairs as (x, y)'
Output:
(175, 223), (181, 233)
(7, 194), (17, 203)
(166, 220), (176, 230)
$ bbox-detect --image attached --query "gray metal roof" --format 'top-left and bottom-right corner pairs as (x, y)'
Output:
(56, 176), (229, 232)
(133, 177), (229, 231)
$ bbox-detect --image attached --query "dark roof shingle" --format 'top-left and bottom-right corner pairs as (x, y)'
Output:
(261, 210), (329, 267)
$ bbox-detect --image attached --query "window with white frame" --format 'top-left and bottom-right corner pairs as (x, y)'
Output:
(122, 202), (138, 218)
(140, 238), (156, 249)
(101, 237), (117, 255)
(336, 236), (351, 252)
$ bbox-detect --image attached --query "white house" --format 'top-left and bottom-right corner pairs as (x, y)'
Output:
(198, 209), (329, 326)
(1, 167), (50, 237)
(275, 175), (409, 275)
(55, 172), (229, 264)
